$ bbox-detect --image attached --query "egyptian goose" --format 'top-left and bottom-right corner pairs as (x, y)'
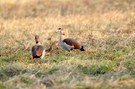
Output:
(58, 28), (85, 52)
(31, 35), (45, 63)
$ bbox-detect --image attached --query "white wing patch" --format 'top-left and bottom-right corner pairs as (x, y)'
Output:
(41, 49), (45, 59)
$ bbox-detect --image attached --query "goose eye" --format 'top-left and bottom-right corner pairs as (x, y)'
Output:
(58, 27), (63, 30)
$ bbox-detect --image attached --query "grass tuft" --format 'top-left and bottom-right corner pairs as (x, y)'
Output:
(1, 0), (135, 88)
(78, 64), (112, 75)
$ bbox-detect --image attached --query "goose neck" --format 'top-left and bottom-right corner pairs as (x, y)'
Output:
(59, 31), (62, 42)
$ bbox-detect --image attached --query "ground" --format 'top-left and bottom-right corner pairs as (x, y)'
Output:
(1, 0), (135, 89)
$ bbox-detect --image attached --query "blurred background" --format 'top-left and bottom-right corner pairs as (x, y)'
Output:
(1, 0), (135, 89)
(0, 0), (135, 19)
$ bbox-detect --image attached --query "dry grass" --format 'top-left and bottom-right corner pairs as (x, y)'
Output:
(1, 0), (135, 89)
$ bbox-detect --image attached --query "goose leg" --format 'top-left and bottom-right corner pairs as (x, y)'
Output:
(31, 56), (38, 64)
(32, 58), (40, 67)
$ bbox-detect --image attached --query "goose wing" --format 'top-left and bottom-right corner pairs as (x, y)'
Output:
(32, 45), (44, 57)
(63, 38), (81, 49)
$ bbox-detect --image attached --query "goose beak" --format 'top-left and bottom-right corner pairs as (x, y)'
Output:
(62, 31), (66, 35)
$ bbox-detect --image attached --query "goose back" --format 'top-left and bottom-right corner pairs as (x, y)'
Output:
(63, 38), (81, 49)
(32, 45), (44, 58)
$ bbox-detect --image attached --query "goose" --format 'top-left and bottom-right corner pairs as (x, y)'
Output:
(31, 35), (45, 63)
(58, 28), (85, 52)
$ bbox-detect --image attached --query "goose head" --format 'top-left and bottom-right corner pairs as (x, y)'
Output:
(35, 35), (40, 44)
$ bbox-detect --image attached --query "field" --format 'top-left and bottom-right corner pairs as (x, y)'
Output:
(1, 0), (135, 89)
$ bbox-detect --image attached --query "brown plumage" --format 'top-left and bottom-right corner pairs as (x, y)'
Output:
(32, 45), (44, 57)
(31, 35), (45, 63)
(63, 38), (81, 49)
